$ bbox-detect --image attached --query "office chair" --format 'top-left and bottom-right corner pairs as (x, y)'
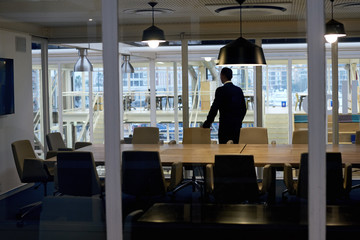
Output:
(239, 127), (269, 180)
(283, 152), (352, 201)
(46, 132), (92, 158)
(292, 130), (308, 144)
(122, 151), (183, 215)
(132, 127), (160, 144)
(56, 151), (103, 197)
(239, 127), (268, 144)
(206, 155), (271, 203)
(174, 128), (211, 194)
(11, 140), (54, 225)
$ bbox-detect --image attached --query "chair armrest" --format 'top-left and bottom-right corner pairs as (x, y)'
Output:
(260, 164), (272, 194)
(22, 158), (50, 182)
(284, 163), (295, 194)
(205, 164), (214, 194)
(74, 142), (92, 149)
(45, 150), (58, 159)
(58, 147), (74, 151)
(344, 163), (352, 193)
(167, 162), (183, 191)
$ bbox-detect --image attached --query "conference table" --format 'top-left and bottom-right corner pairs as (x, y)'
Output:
(130, 203), (360, 240)
(78, 143), (360, 167)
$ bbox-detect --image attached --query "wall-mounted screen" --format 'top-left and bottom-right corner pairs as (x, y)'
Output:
(0, 58), (14, 115)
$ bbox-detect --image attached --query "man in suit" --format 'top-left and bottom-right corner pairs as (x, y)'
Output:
(202, 67), (247, 144)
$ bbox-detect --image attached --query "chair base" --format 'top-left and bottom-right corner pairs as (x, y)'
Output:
(16, 201), (42, 227)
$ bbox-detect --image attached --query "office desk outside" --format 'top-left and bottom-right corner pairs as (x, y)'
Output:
(131, 203), (360, 240)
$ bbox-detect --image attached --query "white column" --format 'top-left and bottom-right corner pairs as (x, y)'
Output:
(287, 59), (293, 144)
(332, 42), (339, 144)
(57, 64), (63, 134)
(307, 1), (326, 240)
(150, 59), (156, 127)
(255, 39), (263, 127)
(173, 62), (179, 143)
(102, 0), (122, 239)
(119, 54), (124, 139)
(41, 40), (50, 155)
(89, 71), (93, 142)
(181, 36), (189, 129)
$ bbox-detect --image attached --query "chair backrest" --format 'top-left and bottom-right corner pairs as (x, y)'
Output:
(182, 127), (211, 144)
(11, 140), (37, 180)
(132, 127), (159, 144)
(213, 155), (259, 203)
(239, 127), (268, 144)
(297, 152), (344, 200)
(46, 132), (66, 151)
(355, 131), (360, 144)
(122, 151), (166, 197)
(56, 151), (101, 196)
(292, 130), (308, 144)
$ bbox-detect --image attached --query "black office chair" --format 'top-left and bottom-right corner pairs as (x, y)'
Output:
(283, 152), (352, 201)
(46, 132), (92, 159)
(206, 155), (270, 203)
(122, 151), (183, 216)
(56, 151), (103, 196)
(11, 140), (54, 226)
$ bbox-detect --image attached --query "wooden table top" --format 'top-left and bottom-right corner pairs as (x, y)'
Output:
(241, 144), (360, 167)
(77, 143), (246, 166)
(50, 143), (360, 167)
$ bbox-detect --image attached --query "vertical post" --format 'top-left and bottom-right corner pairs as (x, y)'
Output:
(332, 42), (339, 144)
(173, 62), (179, 143)
(41, 40), (50, 155)
(119, 55), (124, 139)
(288, 59), (293, 143)
(307, 1), (326, 240)
(255, 38), (263, 127)
(102, 0), (122, 239)
(150, 59), (156, 127)
(181, 34), (189, 129)
(89, 71), (93, 142)
(57, 64), (63, 135)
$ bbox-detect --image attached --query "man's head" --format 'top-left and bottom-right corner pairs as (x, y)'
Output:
(220, 67), (233, 84)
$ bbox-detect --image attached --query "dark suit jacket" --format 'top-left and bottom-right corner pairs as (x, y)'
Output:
(203, 82), (247, 143)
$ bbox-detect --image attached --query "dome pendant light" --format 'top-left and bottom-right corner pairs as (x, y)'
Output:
(217, 0), (266, 66)
(121, 54), (134, 73)
(74, 48), (93, 72)
(325, 0), (346, 44)
(141, 2), (166, 48)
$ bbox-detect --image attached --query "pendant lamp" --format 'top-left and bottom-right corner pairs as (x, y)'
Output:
(217, 0), (266, 66)
(121, 54), (134, 73)
(141, 2), (166, 48)
(325, 0), (346, 44)
(74, 48), (93, 72)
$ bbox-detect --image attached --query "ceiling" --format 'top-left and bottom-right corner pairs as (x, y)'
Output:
(0, 0), (359, 43)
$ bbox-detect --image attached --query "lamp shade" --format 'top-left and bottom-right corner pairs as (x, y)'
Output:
(121, 55), (134, 73)
(217, 37), (266, 66)
(142, 25), (166, 43)
(74, 48), (93, 72)
(325, 19), (346, 37)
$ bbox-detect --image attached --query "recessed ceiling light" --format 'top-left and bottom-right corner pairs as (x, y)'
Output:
(89, 18), (93, 22)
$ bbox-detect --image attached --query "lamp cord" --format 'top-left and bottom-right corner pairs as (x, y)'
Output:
(331, 0), (334, 19)
(152, 5), (155, 26)
(240, 3), (243, 37)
